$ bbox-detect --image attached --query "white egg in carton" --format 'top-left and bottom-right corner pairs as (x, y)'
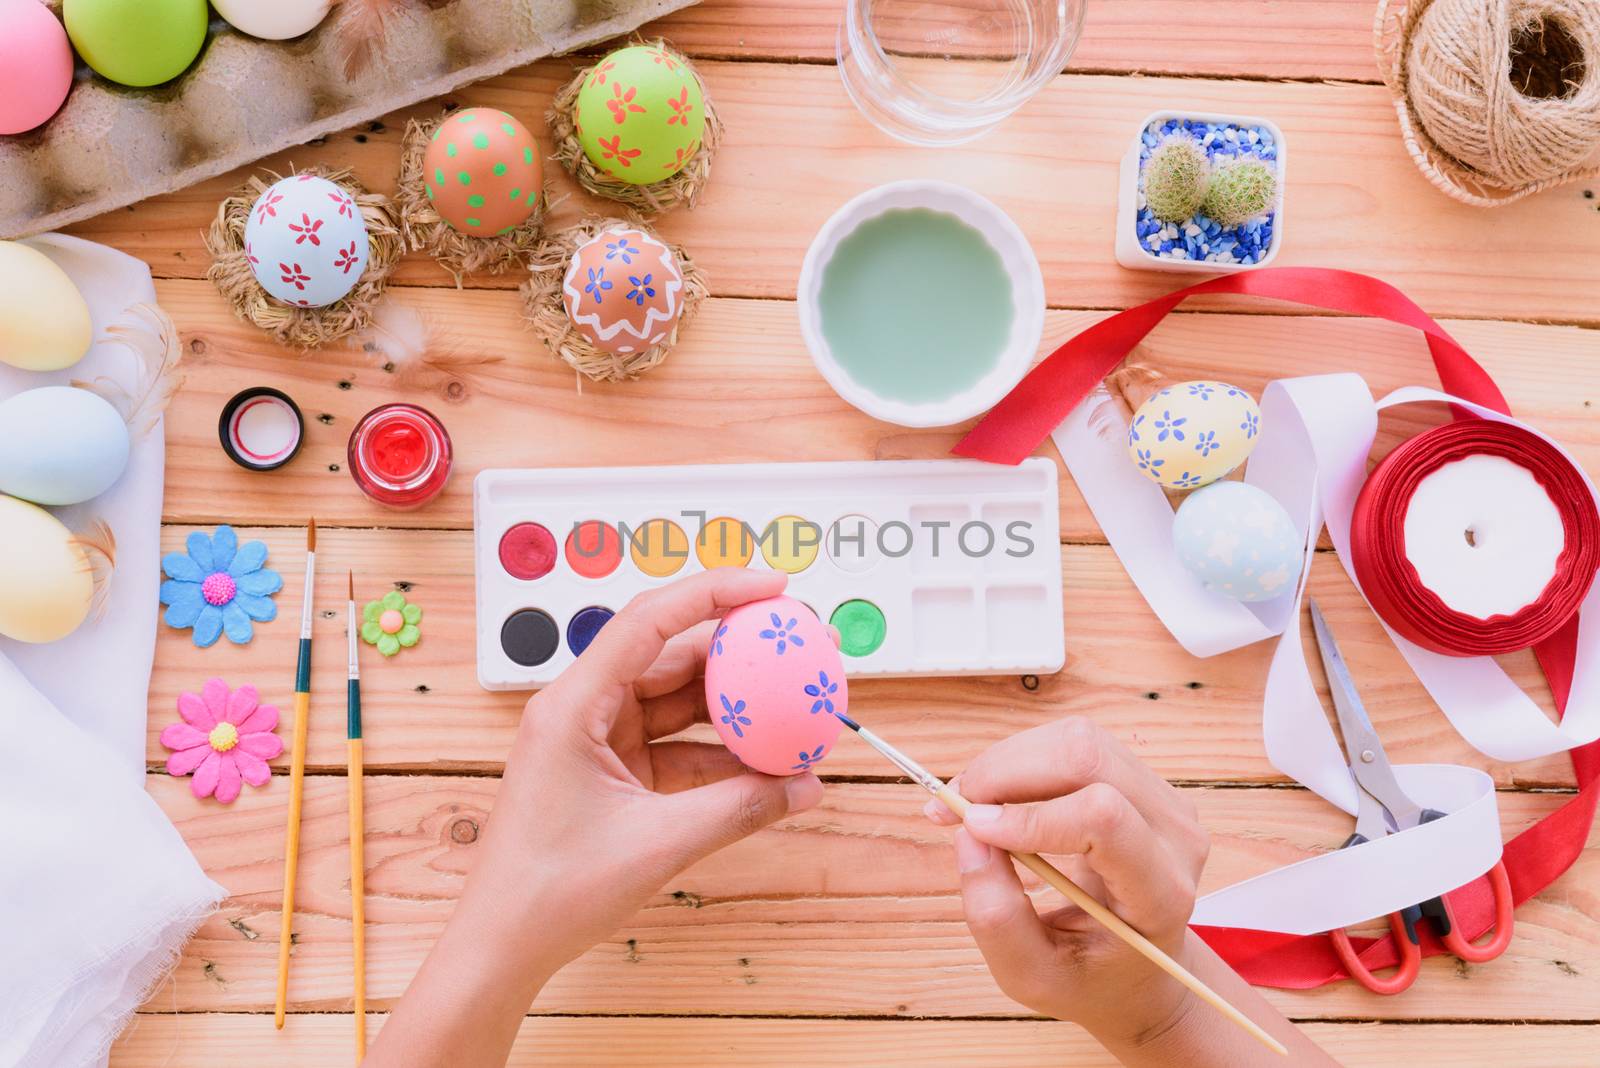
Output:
(473, 458), (1065, 690)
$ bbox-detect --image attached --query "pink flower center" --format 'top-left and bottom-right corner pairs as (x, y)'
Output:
(379, 608), (405, 634)
(201, 571), (237, 606)
(208, 722), (239, 752)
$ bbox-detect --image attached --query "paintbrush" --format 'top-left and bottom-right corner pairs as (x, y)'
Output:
(275, 519), (316, 1029)
(831, 709), (1288, 1057)
(346, 571), (367, 1059)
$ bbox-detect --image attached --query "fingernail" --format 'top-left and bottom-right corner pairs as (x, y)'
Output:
(785, 773), (823, 813)
(964, 804), (1002, 827)
(922, 797), (949, 823)
(955, 828), (991, 873)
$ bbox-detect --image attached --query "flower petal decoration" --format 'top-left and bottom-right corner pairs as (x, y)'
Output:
(160, 526), (281, 648)
(360, 588), (424, 658)
(161, 678), (284, 804)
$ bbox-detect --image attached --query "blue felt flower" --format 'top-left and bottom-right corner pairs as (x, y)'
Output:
(711, 624), (729, 656)
(793, 745), (826, 771)
(1194, 430), (1219, 457)
(1153, 410), (1186, 442)
(159, 526), (281, 648)
(1240, 411), (1259, 439)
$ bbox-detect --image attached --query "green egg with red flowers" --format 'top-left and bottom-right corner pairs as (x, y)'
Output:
(574, 44), (706, 185)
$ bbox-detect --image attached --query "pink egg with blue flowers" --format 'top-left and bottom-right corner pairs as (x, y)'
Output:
(704, 595), (846, 777)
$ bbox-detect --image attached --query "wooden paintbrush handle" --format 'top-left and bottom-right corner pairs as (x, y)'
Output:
(348, 737), (367, 1059)
(932, 785), (1286, 1057)
(275, 690), (312, 1029)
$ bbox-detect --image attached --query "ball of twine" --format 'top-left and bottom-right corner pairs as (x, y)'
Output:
(520, 216), (707, 383)
(204, 167), (402, 349)
(395, 113), (552, 283)
(546, 40), (724, 214)
(1377, 0), (1600, 205)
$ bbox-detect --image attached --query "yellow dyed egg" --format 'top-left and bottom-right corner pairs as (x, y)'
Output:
(1127, 381), (1260, 489)
(0, 495), (93, 643)
(0, 241), (92, 371)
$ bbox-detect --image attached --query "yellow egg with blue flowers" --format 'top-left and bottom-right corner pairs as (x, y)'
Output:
(1127, 381), (1260, 489)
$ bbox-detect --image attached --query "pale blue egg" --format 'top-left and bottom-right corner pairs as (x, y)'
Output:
(0, 386), (130, 505)
(1172, 481), (1303, 603)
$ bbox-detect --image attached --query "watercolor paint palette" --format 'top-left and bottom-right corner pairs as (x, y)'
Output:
(473, 459), (1065, 690)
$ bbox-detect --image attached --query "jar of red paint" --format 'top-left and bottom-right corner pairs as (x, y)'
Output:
(347, 403), (452, 509)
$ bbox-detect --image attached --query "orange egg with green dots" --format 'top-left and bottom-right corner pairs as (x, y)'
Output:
(421, 107), (543, 238)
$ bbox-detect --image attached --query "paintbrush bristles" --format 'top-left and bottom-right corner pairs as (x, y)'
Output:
(348, 569), (354, 600)
(308, 516), (317, 553)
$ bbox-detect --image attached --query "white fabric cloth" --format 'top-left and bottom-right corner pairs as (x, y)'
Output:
(0, 236), (223, 1068)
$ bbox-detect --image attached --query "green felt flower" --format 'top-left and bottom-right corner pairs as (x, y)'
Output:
(361, 590), (422, 657)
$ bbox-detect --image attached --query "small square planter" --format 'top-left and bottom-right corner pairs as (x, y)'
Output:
(1115, 110), (1287, 274)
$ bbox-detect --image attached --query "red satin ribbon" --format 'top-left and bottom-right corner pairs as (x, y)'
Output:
(953, 267), (1600, 989)
(1352, 421), (1600, 657)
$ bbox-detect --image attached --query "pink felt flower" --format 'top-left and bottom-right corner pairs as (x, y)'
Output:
(160, 678), (283, 803)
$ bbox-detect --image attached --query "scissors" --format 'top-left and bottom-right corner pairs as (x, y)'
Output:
(1308, 599), (1516, 994)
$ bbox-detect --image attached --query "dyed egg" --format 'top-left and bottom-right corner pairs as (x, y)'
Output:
(574, 44), (706, 184)
(64, 0), (208, 88)
(1127, 380), (1260, 489)
(421, 107), (543, 237)
(243, 174), (370, 308)
(0, 241), (92, 372)
(562, 227), (684, 355)
(0, 387), (130, 506)
(1172, 481), (1304, 603)
(0, 0), (74, 134)
(0, 495), (93, 643)
(211, 0), (329, 39)
(704, 595), (846, 777)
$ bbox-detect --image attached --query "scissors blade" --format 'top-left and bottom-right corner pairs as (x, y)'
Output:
(1308, 599), (1425, 831)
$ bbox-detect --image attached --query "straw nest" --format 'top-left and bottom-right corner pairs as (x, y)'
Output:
(204, 167), (401, 349)
(395, 114), (551, 282)
(520, 216), (708, 383)
(546, 41), (724, 214)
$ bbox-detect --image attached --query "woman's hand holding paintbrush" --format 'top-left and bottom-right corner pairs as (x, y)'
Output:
(922, 719), (1333, 1066)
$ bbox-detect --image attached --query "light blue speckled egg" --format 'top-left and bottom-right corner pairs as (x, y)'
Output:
(1172, 481), (1303, 603)
(0, 386), (130, 505)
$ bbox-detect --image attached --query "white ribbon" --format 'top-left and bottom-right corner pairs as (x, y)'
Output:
(1057, 373), (1600, 931)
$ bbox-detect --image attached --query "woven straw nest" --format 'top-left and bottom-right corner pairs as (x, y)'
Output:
(395, 113), (552, 282)
(204, 167), (402, 349)
(520, 216), (708, 383)
(547, 40), (724, 214)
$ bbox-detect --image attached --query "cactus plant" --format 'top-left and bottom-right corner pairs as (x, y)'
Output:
(1202, 158), (1277, 228)
(1141, 135), (1209, 223)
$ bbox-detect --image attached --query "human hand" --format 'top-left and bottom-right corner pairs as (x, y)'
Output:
(463, 567), (825, 978)
(925, 717), (1211, 1048)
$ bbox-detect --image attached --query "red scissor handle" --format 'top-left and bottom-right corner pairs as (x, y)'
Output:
(1440, 861), (1516, 963)
(1329, 911), (1422, 995)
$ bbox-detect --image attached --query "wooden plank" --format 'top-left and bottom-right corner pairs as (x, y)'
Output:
(154, 281), (1600, 536)
(645, 0), (1382, 82)
(147, 526), (1576, 787)
(141, 776), (1600, 1020)
(66, 65), (1600, 322)
(110, 1016), (1600, 1067)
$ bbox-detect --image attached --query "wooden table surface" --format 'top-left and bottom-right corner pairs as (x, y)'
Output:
(97, 1), (1600, 1063)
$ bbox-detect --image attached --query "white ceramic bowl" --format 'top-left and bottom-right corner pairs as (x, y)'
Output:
(797, 180), (1045, 428)
(1114, 110), (1287, 274)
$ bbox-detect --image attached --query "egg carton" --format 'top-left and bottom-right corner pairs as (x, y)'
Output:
(0, 0), (697, 238)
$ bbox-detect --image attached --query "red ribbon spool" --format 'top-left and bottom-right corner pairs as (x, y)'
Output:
(1351, 421), (1600, 657)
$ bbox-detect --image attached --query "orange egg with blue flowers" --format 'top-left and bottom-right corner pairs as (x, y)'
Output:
(421, 108), (543, 238)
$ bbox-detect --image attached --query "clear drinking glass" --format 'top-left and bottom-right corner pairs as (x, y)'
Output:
(838, 0), (1087, 146)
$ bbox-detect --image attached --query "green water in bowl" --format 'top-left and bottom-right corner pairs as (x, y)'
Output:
(817, 208), (1013, 406)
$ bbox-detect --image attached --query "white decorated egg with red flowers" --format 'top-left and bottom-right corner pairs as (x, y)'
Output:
(561, 226), (683, 355)
(704, 595), (845, 777)
(243, 174), (369, 308)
